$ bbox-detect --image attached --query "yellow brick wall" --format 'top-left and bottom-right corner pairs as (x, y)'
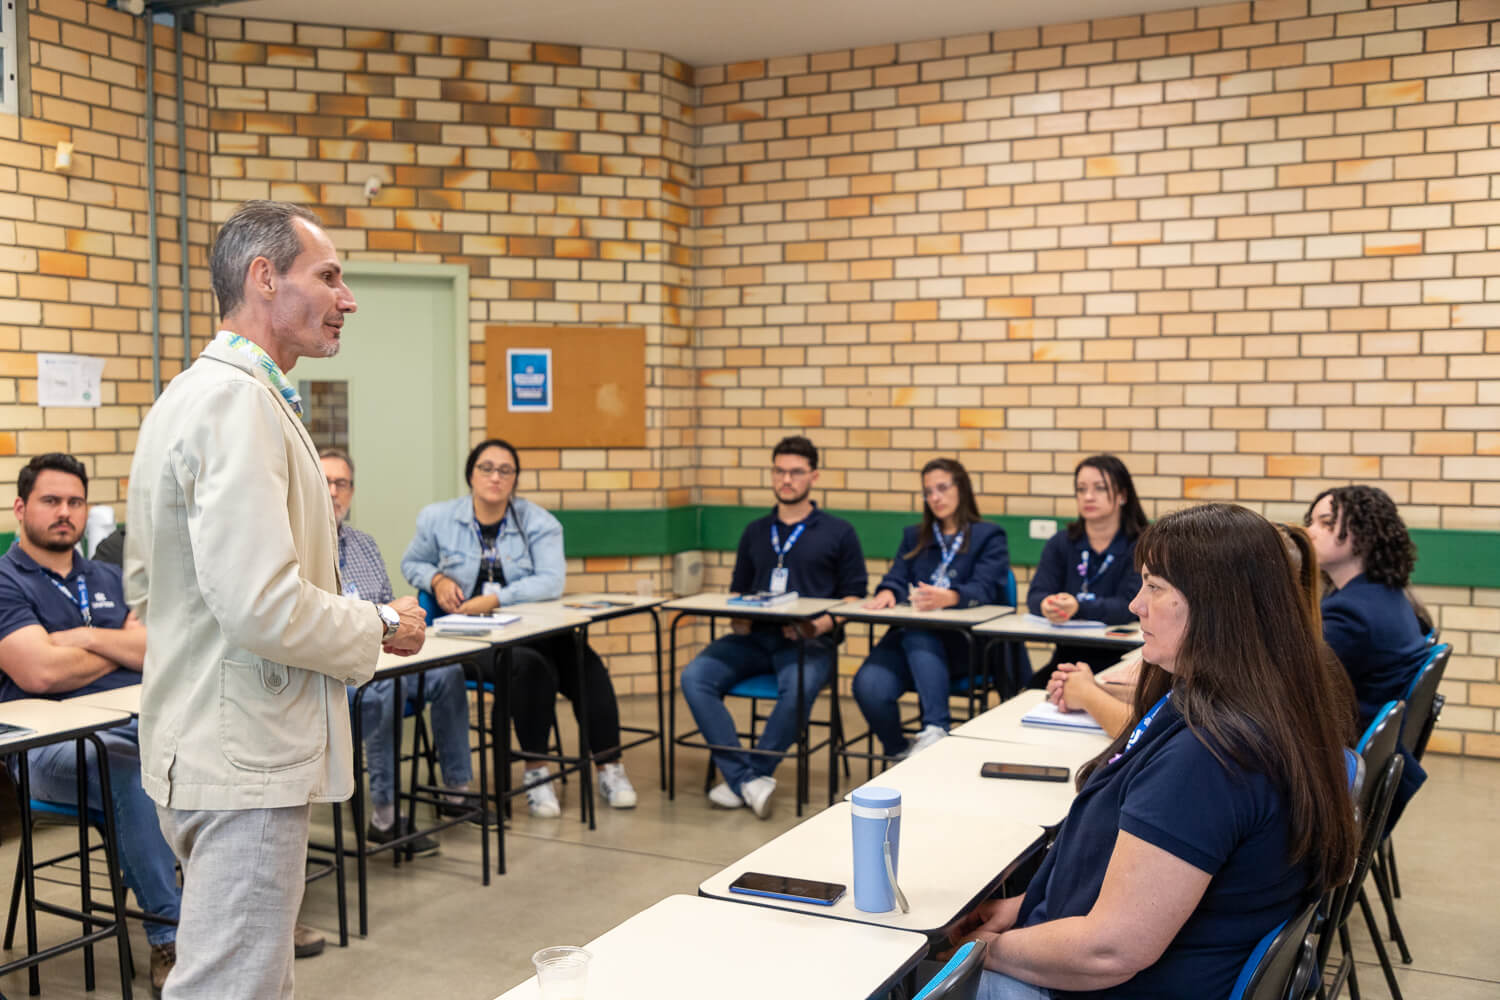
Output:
(691, 0), (1500, 755)
(0, 0), (1495, 746)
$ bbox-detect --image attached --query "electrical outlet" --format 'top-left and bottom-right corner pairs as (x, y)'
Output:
(1029, 519), (1058, 540)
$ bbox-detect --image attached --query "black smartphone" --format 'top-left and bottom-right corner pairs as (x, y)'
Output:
(729, 871), (846, 906)
(980, 762), (1070, 783)
(0, 722), (34, 741)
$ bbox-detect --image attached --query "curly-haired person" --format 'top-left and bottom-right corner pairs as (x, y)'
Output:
(1305, 484), (1429, 819)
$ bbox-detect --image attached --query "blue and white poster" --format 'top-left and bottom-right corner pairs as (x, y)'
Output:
(507, 348), (552, 412)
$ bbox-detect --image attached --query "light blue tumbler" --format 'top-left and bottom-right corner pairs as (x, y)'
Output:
(851, 786), (905, 913)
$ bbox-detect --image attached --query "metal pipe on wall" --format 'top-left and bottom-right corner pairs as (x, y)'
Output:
(175, 12), (192, 372)
(144, 12), (162, 397)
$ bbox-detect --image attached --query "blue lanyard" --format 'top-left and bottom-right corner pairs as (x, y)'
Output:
(931, 525), (964, 583)
(770, 521), (806, 570)
(1076, 549), (1115, 600)
(475, 513), (507, 582)
(51, 575), (92, 627)
(1108, 693), (1170, 765)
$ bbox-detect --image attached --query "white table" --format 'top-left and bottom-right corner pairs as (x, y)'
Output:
(848, 730), (1089, 824)
(700, 800), (1045, 935)
(65, 684), (144, 716)
(494, 894), (930, 999)
(973, 614), (1143, 651)
(664, 593), (845, 815)
(951, 690), (1115, 755)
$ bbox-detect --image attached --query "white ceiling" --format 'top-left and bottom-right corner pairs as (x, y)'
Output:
(211, 0), (1204, 68)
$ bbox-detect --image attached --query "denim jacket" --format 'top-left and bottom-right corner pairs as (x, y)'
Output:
(400, 495), (565, 605)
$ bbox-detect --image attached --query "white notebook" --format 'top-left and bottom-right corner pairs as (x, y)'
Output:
(433, 612), (519, 634)
(1024, 613), (1109, 629)
(1021, 699), (1107, 733)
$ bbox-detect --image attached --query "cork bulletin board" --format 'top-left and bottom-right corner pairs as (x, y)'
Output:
(483, 325), (646, 448)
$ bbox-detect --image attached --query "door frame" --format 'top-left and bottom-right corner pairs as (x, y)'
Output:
(343, 260), (471, 496)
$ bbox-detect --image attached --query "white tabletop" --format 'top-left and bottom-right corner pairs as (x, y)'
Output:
(493, 894), (930, 999)
(832, 604), (1014, 627)
(700, 800), (1045, 934)
(951, 690), (1116, 755)
(373, 633), (494, 678)
(0, 698), (134, 749)
(973, 614), (1143, 649)
(663, 592), (843, 620)
(507, 593), (666, 621)
(67, 684), (144, 716)
(848, 732), (1087, 825)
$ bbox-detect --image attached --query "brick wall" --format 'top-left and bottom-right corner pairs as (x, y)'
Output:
(691, 0), (1500, 755)
(0, 0), (1496, 748)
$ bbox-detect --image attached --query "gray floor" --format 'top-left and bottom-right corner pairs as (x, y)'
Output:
(1, 693), (1497, 999)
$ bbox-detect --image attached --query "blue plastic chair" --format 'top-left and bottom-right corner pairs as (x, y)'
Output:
(1227, 898), (1320, 1000)
(913, 938), (988, 1000)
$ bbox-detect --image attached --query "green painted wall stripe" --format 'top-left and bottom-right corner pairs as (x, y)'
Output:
(553, 508), (1496, 590)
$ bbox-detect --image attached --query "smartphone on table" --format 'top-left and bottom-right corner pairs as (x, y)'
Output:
(729, 871), (846, 905)
(980, 762), (1070, 783)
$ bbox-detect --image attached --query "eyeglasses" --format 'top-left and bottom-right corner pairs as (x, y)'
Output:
(325, 478), (353, 492)
(771, 467), (811, 481)
(923, 482), (955, 500)
(1075, 483), (1112, 497)
(474, 463), (517, 479)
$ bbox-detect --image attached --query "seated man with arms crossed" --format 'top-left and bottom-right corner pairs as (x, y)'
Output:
(319, 448), (490, 854)
(0, 453), (180, 995)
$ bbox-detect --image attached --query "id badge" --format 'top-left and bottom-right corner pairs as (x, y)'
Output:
(482, 581), (503, 598)
(342, 581), (359, 599)
(769, 567), (789, 594)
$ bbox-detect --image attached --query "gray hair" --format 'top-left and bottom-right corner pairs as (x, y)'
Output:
(318, 446), (355, 482)
(210, 201), (322, 318)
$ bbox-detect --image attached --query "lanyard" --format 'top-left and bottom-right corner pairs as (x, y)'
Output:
(770, 521), (806, 570)
(50, 575), (92, 627)
(931, 524), (965, 584)
(1108, 693), (1170, 765)
(475, 516), (505, 583)
(1076, 549), (1115, 600)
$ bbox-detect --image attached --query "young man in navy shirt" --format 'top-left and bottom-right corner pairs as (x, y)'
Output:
(680, 436), (866, 818)
(0, 453), (181, 993)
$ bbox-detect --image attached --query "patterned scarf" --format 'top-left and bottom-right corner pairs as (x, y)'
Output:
(213, 330), (303, 415)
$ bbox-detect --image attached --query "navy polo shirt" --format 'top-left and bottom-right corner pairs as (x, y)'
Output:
(1018, 697), (1307, 999)
(729, 505), (867, 638)
(1321, 574), (1428, 726)
(0, 543), (139, 703)
(1025, 528), (1141, 626)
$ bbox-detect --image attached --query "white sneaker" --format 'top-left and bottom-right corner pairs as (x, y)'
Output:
(523, 765), (561, 818)
(707, 781), (744, 809)
(740, 775), (776, 820)
(598, 762), (637, 809)
(906, 724), (948, 757)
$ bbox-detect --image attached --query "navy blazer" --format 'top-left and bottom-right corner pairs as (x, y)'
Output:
(874, 520), (1010, 608)
(1025, 528), (1141, 626)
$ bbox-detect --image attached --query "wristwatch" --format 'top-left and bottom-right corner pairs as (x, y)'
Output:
(376, 603), (400, 641)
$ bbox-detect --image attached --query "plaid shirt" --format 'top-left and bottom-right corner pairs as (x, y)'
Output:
(337, 523), (393, 604)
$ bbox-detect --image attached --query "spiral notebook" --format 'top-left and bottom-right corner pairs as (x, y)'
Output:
(1020, 700), (1106, 733)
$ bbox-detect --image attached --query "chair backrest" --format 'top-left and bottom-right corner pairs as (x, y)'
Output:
(417, 589), (439, 626)
(1228, 898), (1320, 1000)
(1004, 568), (1018, 607)
(1354, 700), (1404, 819)
(1332, 752), (1404, 934)
(913, 938), (989, 1000)
(1398, 644), (1450, 758)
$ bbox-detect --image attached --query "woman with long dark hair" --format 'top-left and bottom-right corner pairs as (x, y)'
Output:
(852, 458), (1010, 758)
(402, 438), (636, 817)
(1025, 455), (1148, 677)
(948, 504), (1358, 999)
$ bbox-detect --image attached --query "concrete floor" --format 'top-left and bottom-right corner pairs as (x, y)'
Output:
(0, 693), (1496, 999)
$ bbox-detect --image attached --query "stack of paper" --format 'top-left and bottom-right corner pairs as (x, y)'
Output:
(1024, 614), (1109, 629)
(727, 590), (799, 607)
(1021, 699), (1107, 733)
(433, 612), (519, 634)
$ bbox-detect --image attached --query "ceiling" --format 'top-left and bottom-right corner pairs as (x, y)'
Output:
(208, 0), (1205, 68)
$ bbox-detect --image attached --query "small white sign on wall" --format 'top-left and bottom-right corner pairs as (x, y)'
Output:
(37, 353), (105, 408)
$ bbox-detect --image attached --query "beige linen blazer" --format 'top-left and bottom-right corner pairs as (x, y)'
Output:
(125, 339), (382, 810)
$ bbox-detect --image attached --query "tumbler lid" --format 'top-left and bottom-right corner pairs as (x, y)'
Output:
(851, 786), (901, 809)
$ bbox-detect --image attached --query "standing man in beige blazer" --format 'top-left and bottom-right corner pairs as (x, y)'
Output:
(126, 201), (427, 999)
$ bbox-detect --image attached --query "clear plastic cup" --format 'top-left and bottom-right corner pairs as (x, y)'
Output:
(532, 945), (591, 999)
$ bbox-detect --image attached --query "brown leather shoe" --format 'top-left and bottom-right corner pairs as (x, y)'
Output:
(150, 941), (175, 997)
(293, 922), (326, 959)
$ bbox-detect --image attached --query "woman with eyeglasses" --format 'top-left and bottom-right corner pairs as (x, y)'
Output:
(852, 458), (1011, 759)
(401, 438), (636, 817)
(1025, 455), (1147, 680)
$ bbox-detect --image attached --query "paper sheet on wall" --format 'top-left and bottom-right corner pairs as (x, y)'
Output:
(37, 353), (105, 408)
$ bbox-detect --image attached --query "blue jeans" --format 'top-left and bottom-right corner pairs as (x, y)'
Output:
(978, 971), (1053, 1000)
(359, 665), (473, 807)
(26, 718), (180, 946)
(853, 627), (965, 757)
(680, 630), (834, 793)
